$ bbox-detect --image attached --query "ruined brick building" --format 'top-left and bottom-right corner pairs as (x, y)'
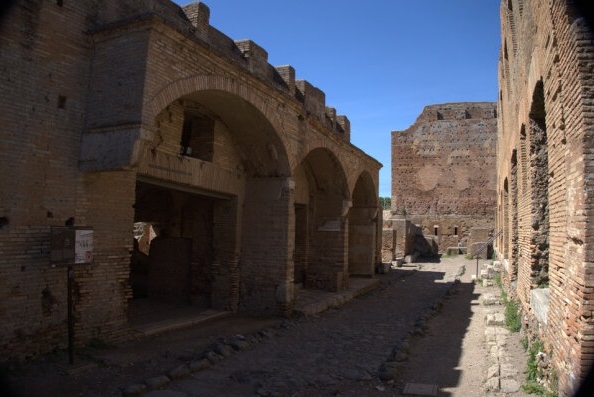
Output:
(390, 103), (498, 255)
(0, 1), (381, 359)
(495, 0), (594, 395)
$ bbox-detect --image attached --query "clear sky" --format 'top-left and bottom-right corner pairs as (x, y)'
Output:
(174, 0), (502, 197)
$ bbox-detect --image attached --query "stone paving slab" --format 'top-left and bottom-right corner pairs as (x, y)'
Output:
(402, 382), (438, 396)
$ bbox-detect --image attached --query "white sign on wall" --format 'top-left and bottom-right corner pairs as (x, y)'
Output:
(75, 229), (93, 264)
(50, 227), (93, 265)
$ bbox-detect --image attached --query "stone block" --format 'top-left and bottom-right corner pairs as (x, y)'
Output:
(485, 376), (499, 391)
(189, 359), (211, 372)
(487, 364), (500, 378)
(482, 278), (494, 287)
(530, 288), (550, 325)
(470, 242), (489, 259)
(500, 363), (518, 379)
(486, 313), (505, 326)
(482, 293), (502, 306)
(168, 364), (190, 379)
(144, 375), (171, 390)
(446, 247), (463, 255)
(500, 378), (520, 393)
(378, 361), (401, 381)
(480, 269), (490, 279)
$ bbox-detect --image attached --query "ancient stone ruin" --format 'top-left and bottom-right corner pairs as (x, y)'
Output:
(383, 102), (498, 261)
(0, 0), (381, 360)
(1, 2), (594, 395)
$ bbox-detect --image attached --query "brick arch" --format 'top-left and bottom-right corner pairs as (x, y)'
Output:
(148, 75), (282, 131)
(294, 140), (355, 196)
(295, 141), (379, 203)
(294, 146), (350, 201)
(348, 170), (379, 276)
(348, 167), (379, 206)
(147, 75), (291, 177)
(293, 146), (351, 291)
(351, 171), (377, 207)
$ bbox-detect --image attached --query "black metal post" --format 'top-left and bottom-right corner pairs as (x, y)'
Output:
(67, 265), (74, 364)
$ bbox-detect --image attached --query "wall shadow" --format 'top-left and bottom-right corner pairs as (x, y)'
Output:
(399, 279), (479, 396)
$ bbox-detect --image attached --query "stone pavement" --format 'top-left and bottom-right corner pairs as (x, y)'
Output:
(6, 258), (532, 397)
(119, 259), (468, 397)
(366, 261), (530, 397)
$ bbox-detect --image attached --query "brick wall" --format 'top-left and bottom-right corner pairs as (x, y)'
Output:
(496, 1), (594, 394)
(0, 0), (381, 361)
(1, 1), (93, 358)
(391, 102), (497, 253)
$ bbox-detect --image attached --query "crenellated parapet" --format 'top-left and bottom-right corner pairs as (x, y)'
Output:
(180, 1), (210, 41)
(94, 0), (351, 141)
(178, 2), (349, 141)
(234, 40), (269, 78)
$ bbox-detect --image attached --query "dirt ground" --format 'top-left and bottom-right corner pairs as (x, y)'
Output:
(3, 257), (533, 397)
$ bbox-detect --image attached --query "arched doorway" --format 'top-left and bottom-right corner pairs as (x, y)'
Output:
(130, 87), (292, 325)
(293, 148), (350, 292)
(349, 172), (378, 277)
(527, 81), (549, 288)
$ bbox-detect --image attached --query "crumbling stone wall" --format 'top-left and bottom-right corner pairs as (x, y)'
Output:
(391, 103), (497, 252)
(496, 1), (594, 395)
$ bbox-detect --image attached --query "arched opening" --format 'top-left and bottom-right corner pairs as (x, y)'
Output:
(348, 172), (378, 277)
(510, 149), (519, 295)
(293, 148), (349, 292)
(520, 124), (528, 192)
(130, 88), (291, 326)
(129, 182), (226, 316)
(528, 80), (549, 288)
(503, 177), (510, 257)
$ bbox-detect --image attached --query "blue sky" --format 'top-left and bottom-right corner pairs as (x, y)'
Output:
(174, 1), (501, 197)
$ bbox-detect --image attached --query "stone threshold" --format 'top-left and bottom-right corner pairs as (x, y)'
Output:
(133, 309), (232, 337)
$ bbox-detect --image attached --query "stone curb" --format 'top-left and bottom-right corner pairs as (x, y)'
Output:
(481, 263), (522, 394)
(120, 329), (279, 396)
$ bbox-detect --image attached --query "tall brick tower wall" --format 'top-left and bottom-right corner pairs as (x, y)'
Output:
(391, 102), (498, 251)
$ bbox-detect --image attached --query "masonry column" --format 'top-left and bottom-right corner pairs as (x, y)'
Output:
(239, 177), (295, 316)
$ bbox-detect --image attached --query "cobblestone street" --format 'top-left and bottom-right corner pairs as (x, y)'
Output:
(6, 257), (530, 397)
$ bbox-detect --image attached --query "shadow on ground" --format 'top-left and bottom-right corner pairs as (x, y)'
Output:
(397, 264), (482, 396)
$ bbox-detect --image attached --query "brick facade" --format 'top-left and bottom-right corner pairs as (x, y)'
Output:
(391, 102), (498, 253)
(495, 1), (594, 395)
(0, 1), (380, 360)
